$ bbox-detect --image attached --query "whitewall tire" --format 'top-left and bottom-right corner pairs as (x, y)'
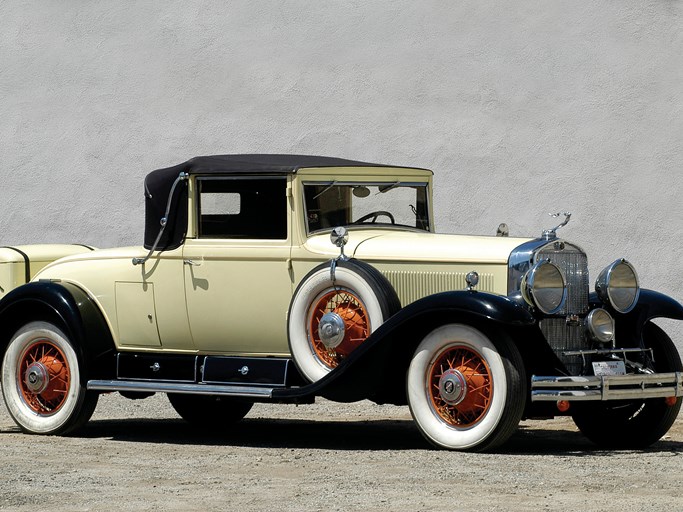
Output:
(1, 321), (97, 435)
(407, 323), (525, 451)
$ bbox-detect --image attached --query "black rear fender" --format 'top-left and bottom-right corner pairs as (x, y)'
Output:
(0, 282), (117, 382)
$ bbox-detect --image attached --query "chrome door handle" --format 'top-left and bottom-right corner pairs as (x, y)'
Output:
(183, 259), (202, 267)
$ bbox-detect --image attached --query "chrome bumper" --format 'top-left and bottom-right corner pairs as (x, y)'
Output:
(531, 372), (683, 402)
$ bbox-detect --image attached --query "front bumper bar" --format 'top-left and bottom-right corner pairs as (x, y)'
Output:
(531, 372), (683, 402)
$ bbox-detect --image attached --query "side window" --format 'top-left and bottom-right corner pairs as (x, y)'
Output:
(197, 177), (287, 239)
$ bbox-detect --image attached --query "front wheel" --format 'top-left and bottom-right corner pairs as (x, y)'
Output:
(572, 322), (682, 449)
(1, 321), (98, 435)
(407, 324), (526, 451)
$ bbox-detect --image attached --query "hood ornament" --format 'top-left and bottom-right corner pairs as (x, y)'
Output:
(542, 212), (571, 240)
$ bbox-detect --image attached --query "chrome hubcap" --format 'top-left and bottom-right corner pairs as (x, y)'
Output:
(24, 362), (50, 394)
(438, 369), (468, 405)
(318, 312), (346, 349)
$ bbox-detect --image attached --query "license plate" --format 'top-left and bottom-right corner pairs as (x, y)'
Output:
(592, 361), (626, 376)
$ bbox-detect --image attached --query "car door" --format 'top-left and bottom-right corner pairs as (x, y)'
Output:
(182, 175), (293, 356)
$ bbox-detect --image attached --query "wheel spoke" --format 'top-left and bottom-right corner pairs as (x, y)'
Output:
(308, 288), (370, 369)
(428, 344), (492, 428)
(18, 339), (71, 415)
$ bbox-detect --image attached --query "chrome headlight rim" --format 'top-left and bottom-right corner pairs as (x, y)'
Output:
(520, 259), (567, 315)
(595, 259), (640, 314)
(585, 308), (615, 344)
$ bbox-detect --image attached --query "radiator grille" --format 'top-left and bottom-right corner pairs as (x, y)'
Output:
(537, 246), (589, 315)
(536, 243), (590, 374)
(381, 270), (495, 306)
(539, 318), (586, 375)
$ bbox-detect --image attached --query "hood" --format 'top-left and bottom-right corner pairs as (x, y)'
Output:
(305, 230), (532, 264)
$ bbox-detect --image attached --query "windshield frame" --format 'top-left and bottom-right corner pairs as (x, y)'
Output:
(301, 180), (432, 236)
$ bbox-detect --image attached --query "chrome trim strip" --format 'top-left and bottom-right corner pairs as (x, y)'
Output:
(87, 380), (274, 398)
(530, 372), (683, 401)
(561, 347), (650, 357)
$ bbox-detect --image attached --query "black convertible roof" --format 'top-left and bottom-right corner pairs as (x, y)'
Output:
(143, 154), (429, 250)
(149, 154), (396, 177)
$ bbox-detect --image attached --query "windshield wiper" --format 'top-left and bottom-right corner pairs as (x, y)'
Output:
(312, 181), (338, 200)
(376, 181), (400, 194)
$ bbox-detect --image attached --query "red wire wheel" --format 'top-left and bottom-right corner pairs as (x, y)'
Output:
(17, 339), (71, 415)
(307, 288), (370, 368)
(427, 345), (493, 428)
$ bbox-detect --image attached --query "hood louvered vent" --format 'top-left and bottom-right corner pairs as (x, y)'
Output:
(381, 270), (495, 307)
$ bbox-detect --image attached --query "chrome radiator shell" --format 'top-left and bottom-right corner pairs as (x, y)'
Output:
(509, 239), (591, 374)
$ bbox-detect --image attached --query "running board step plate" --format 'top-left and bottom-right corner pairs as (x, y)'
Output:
(87, 380), (274, 398)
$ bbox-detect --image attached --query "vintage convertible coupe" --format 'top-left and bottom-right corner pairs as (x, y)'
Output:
(1, 155), (681, 451)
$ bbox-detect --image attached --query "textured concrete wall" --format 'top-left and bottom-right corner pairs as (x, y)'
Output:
(1, 2), (682, 343)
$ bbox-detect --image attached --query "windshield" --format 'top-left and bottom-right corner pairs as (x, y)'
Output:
(303, 182), (430, 233)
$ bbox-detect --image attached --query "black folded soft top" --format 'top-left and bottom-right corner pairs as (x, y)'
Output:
(143, 154), (425, 250)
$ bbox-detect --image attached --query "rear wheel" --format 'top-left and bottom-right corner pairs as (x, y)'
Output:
(1, 321), (98, 435)
(572, 322), (682, 448)
(407, 324), (526, 451)
(168, 394), (253, 427)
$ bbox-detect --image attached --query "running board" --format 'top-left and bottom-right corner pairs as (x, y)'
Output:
(87, 379), (274, 398)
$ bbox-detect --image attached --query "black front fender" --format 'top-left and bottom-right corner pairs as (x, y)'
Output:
(0, 281), (116, 381)
(610, 289), (683, 346)
(630, 289), (683, 322)
(383, 290), (536, 327)
(274, 290), (536, 404)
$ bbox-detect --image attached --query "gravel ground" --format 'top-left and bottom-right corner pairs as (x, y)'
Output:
(0, 392), (681, 512)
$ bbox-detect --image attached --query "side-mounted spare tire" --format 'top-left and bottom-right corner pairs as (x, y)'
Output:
(288, 259), (401, 382)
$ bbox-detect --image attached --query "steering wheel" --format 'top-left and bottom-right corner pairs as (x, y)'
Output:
(353, 210), (395, 224)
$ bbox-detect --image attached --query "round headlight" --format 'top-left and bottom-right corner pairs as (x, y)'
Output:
(595, 259), (640, 313)
(585, 308), (615, 343)
(521, 260), (567, 314)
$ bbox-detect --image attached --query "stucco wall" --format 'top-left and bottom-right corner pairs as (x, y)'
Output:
(1, 1), (682, 344)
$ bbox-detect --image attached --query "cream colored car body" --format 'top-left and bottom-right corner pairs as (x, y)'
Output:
(0, 245), (94, 300)
(32, 166), (530, 357)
